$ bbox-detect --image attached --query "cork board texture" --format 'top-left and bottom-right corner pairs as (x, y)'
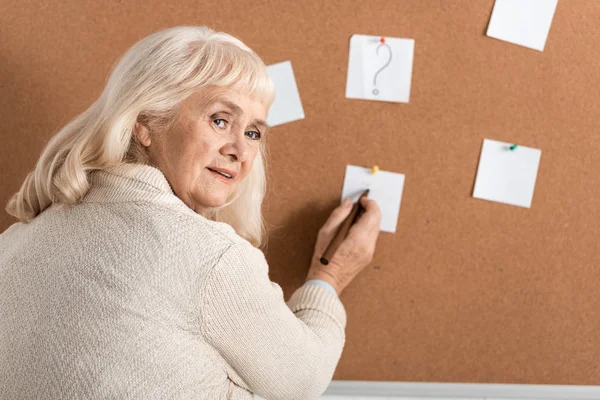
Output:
(1, 0), (599, 385)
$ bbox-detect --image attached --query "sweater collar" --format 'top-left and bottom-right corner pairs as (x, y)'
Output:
(83, 163), (183, 205)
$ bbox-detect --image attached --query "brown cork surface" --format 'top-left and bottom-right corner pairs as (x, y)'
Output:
(1, 0), (599, 384)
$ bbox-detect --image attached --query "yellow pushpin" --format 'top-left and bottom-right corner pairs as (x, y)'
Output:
(371, 165), (379, 175)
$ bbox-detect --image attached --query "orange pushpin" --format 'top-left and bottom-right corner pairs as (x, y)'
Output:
(371, 165), (379, 175)
(380, 37), (386, 44)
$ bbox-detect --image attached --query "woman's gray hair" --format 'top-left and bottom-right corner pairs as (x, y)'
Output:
(6, 26), (275, 247)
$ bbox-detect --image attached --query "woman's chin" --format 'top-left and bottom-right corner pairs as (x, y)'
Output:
(191, 194), (230, 211)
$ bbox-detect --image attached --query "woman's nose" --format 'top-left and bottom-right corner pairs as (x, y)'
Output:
(221, 130), (249, 162)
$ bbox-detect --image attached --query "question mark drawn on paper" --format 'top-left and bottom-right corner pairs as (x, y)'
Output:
(372, 37), (392, 96)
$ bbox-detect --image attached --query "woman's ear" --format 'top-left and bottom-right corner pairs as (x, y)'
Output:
(134, 122), (152, 147)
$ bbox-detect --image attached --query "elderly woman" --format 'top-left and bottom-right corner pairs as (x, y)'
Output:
(0, 26), (380, 399)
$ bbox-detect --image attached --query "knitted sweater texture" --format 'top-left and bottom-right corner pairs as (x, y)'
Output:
(0, 164), (346, 399)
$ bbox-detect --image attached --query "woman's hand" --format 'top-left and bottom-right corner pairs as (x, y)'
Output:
(306, 196), (381, 295)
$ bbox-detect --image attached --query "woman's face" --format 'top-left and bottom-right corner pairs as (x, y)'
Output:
(138, 86), (269, 213)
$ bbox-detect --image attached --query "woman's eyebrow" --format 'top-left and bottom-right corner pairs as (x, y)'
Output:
(217, 99), (269, 130)
(218, 100), (243, 115)
(254, 119), (269, 130)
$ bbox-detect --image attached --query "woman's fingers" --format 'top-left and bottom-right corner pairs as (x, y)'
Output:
(350, 197), (381, 234)
(313, 199), (353, 254)
(308, 197), (382, 295)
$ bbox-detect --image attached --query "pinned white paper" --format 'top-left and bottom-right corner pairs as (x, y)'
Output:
(341, 165), (405, 233)
(346, 34), (414, 103)
(487, 0), (559, 51)
(473, 139), (542, 208)
(266, 61), (305, 127)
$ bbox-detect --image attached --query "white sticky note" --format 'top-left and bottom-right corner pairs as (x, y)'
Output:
(346, 34), (415, 103)
(473, 139), (542, 208)
(266, 61), (305, 127)
(341, 165), (405, 233)
(487, 0), (558, 51)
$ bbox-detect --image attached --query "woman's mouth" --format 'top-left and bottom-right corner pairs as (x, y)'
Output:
(207, 167), (236, 184)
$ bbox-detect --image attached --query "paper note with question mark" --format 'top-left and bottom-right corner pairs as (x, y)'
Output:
(345, 34), (414, 103)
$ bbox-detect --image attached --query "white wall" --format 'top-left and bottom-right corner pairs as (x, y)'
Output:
(316, 381), (600, 400)
(256, 380), (600, 399)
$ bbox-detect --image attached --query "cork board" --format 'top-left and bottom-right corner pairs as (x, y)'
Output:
(2, 0), (599, 385)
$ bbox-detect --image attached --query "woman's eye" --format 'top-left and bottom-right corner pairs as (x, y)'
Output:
(213, 118), (227, 129)
(245, 130), (262, 140)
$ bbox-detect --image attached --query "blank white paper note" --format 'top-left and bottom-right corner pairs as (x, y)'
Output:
(341, 165), (405, 233)
(346, 34), (414, 103)
(266, 61), (305, 127)
(473, 139), (542, 208)
(487, 0), (559, 51)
